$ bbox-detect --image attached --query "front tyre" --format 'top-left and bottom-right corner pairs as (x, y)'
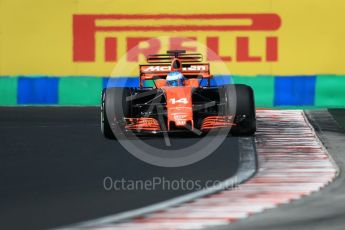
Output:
(223, 84), (256, 136)
(101, 89), (114, 139)
(101, 87), (131, 139)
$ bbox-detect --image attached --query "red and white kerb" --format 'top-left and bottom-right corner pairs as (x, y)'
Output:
(88, 110), (337, 230)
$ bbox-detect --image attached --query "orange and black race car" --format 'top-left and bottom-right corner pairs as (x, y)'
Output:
(101, 50), (256, 139)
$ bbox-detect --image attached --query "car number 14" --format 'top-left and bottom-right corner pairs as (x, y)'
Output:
(170, 98), (188, 104)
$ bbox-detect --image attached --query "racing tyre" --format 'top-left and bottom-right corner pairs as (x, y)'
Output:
(101, 87), (131, 139)
(223, 84), (256, 136)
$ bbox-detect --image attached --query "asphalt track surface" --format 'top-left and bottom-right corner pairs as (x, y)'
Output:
(210, 109), (345, 230)
(0, 107), (247, 230)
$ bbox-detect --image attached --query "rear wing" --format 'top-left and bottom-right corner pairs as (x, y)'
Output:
(147, 53), (203, 63)
(140, 63), (210, 76)
(139, 50), (212, 88)
(139, 63), (211, 87)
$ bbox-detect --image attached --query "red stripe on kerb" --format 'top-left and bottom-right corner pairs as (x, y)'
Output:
(85, 14), (281, 31)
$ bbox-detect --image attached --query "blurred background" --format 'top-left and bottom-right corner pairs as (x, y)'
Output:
(0, 0), (344, 108)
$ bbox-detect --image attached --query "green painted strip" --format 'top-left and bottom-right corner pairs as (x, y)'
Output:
(0, 77), (18, 105)
(315, 75), (345, 108)
(59, 77), (103, 105)
(232, 75), (274, 108)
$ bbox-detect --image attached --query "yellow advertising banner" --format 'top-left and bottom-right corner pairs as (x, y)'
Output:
(1, 0), (345, 76)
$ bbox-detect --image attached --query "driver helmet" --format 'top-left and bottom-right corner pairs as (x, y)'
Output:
(166, 71), (185, 86)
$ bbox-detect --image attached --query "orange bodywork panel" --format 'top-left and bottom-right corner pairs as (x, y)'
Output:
(163, 87), (194, 130)
(185, 78), (200, 87)
(125, 118), (161, 131)
(201, 116), (235, 130)
(155, 79), (167, 88)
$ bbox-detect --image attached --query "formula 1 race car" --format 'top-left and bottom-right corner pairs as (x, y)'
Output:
(101, 50), (256, 139)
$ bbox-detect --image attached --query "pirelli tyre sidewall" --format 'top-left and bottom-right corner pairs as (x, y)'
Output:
(223, 84), (256, 135)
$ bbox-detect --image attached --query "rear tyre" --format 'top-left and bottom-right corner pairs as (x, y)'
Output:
(223, 84), (256, 136)
(101, 87), (131, 139)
